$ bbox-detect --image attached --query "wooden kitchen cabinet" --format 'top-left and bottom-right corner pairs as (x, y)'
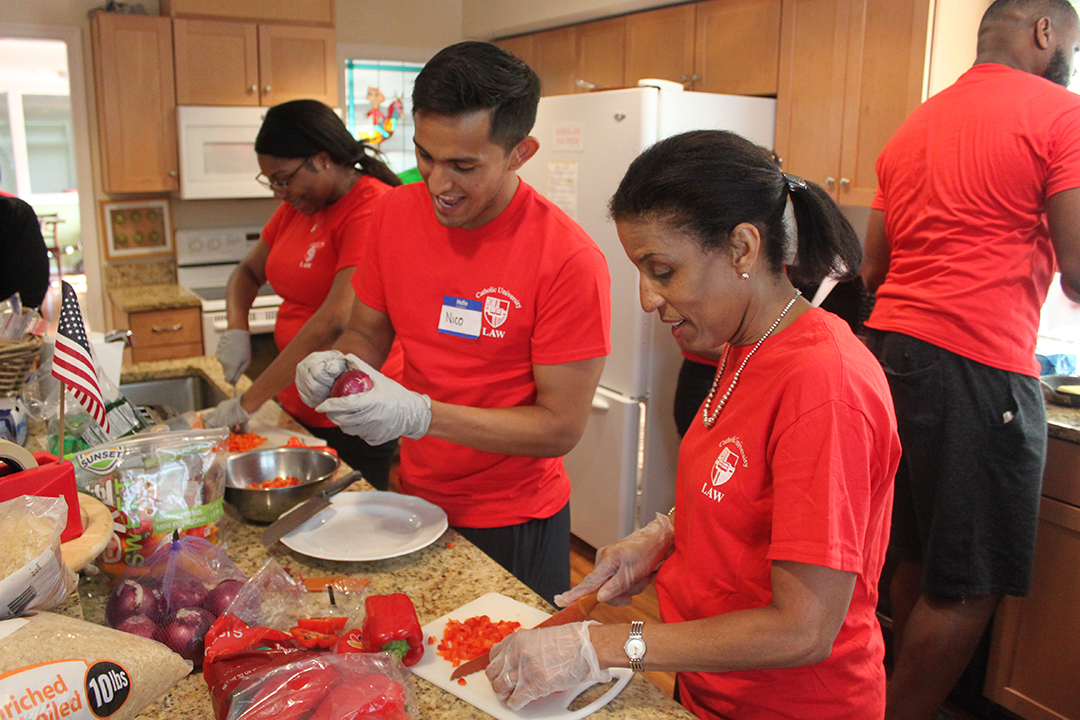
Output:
(694, 0), (781, 96)
(775, 0), (989, 206)
(985, 437), (1080, 720)
(624, 4), (697, 87)
(114, 306), (204, 364)
(497, 18), (625, 96)
(173, 18), (337, 107)
(160, 0), (334, 25)
(90, 12), (179, 194)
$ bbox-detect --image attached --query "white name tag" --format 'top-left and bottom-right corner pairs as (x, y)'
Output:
(438, 296), (482, 339)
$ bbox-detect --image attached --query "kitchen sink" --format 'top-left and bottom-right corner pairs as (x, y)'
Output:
(119, 375), (227, 424)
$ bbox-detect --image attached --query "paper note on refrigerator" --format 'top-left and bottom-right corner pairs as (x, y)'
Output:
(546, 160), (579, 218)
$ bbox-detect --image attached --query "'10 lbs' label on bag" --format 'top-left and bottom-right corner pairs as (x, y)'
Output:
(0, 659), (132, 719)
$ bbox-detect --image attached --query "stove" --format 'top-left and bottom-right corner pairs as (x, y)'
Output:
(175, 226), (283, 355)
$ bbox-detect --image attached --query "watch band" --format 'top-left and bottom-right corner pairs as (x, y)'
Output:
(625, 620), (646, 672)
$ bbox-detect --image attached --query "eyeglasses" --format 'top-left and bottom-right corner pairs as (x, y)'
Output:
(255, 157), (311, 191)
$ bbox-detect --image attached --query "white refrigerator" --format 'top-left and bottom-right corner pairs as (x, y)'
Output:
(519, 85), (777, 549)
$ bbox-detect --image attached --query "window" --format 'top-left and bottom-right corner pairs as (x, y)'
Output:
(344, 59), (424, 176)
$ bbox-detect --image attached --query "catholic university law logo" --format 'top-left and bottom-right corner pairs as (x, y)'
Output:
(484, 296), (510, 328)
(475, 286), (522, 338)
(702, 437), (747, 504)
(300, 241), (325, 268)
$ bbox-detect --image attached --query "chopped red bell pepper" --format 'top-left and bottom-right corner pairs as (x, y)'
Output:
(306, 672), (409, 720)
(297, 616), (349, 635)
(290, 626), (339, 650)
(361, 593), (425, 667)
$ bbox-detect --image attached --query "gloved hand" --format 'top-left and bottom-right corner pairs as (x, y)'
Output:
(215, 329), (251, 385)
(486, 621), (611, 711)
(295, 350), (349, 408)
(200, 396), (252, 430)
(315, 356), (431, 445)
(555, 512), (675, 608)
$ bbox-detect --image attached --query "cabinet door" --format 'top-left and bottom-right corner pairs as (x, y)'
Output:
(986, 496), (1080, 720)
(173, 18), (260, 106)
(775, 0), (849, 191)
(576, 16), (627, 92)
(256, 24), (338, 106)
(694, 0), (782, 96)
(532, 26), (577, 97)
(91, 13), (179, 194)
(496, 34), (537, 70)
(837, 0), (930, 206)
(625, 4), (696, 87)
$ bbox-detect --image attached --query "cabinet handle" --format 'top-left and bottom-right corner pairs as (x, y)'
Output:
(151, 323), (183, 333)
(575, 79), (596, 90)
(679, 74), (689, 83)
(691, 74), (701, 82)
(825, 176), (836, 186)
(249, 85), (258, 94)
(169, 170), (178, 177)
(263, 85), (272, 94)
(839, 177), (850, 188)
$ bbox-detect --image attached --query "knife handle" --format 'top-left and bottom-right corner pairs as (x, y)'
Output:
(317, 470), (364, 499)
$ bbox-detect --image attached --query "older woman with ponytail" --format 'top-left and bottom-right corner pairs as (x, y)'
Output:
(486, 131), (901, 720)
(202, 99), (402, 490)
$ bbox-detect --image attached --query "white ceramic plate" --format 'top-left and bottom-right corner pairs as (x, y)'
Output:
(280, 491), (448, 561)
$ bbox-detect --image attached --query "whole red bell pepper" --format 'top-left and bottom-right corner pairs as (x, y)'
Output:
(361, 593), (424, 666)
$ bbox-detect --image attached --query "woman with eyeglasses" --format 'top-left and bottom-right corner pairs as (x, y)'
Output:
(201, 99), (403, 490)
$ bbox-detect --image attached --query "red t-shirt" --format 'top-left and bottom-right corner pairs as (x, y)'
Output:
(354, 180), (611, 527)
(263, 174), (393, 426)
(657, 309), (899, 720)
(868, 63), (1080, 376)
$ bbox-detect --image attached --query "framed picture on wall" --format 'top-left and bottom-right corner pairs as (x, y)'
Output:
(100, 198), (173, 260)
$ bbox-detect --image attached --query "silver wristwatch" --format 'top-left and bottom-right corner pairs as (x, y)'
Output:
(624, 620), (646, 672)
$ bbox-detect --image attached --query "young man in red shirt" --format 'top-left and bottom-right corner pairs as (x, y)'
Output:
(862, 2), (1080, 718)
(296, 42), (611, 605)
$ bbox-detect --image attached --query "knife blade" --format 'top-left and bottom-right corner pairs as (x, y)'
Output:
(448, 591), (599, 680)
(259, 470), (363, 547)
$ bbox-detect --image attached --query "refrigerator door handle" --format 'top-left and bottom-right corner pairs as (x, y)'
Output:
(592, 394), (611, 410)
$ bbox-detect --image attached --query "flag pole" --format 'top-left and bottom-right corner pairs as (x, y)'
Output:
(57, 380), (66, 459)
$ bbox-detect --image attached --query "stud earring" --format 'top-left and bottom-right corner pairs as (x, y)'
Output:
(741, 272), (750, 280)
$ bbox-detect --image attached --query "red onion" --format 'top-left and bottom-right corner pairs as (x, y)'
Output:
(202, 578), (245, 618)
(331, 369), (374, 397)
(115, 615), (158, 639)
(165, 579), (208, 612)
(160, 607), (214, 663)
(105, 579), (164, 627)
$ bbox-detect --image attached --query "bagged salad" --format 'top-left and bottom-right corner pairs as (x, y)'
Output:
(70, 429), (230, 582)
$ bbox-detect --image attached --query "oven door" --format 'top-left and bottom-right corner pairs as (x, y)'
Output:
(201, 304), (279, 355)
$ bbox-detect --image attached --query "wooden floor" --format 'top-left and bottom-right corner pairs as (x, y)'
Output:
(569, 534), (676, 698)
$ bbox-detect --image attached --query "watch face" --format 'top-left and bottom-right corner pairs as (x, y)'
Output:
(624, 637), (646, 658)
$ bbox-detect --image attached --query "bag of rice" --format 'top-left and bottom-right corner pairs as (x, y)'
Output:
(0, 611), (191, 720)
(0, 495), (78, 619)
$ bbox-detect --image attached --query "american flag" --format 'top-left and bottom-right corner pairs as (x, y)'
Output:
(52, 281), (110, 433)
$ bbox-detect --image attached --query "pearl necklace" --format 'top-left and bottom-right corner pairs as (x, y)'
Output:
(701, 289), (802, 428)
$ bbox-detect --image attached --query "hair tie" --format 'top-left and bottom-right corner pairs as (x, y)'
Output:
(783, 172), (807, 193)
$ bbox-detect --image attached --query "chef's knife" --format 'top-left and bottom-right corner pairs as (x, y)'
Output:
(259, 470), (363, 547)
(448, 592), (600, 680)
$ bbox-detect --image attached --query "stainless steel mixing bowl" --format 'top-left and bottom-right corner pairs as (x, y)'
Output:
(225, 447), (340, 523)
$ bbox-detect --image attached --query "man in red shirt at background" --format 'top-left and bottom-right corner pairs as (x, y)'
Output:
(296, 41), (611, 605)
(861, 1), (1080, 718)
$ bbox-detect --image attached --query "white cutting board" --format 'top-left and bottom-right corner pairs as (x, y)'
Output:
(239, 421), (325, 452)
(411, 592), (632, 720)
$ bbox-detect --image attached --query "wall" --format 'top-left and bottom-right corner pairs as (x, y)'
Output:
(461, 0), (676, 39)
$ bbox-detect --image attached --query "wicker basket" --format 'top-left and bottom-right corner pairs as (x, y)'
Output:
(0, 335), (44, 398)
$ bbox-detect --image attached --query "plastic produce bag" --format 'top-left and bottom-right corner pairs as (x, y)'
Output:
(0, 611), (191, 720)
(69, 428), (230, 581)
(0, 495), (78, 618)
(105, 533), (248, 666)
(225, 653), (417, 720)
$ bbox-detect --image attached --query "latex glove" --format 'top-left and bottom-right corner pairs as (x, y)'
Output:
(295, 350), (349, 408)
(200, 396), (252, 430)
(315, 356), (431, 445)
(215, 329), (251, 385)
(555, 512), (675, 608)
(487, 621), (611, 711)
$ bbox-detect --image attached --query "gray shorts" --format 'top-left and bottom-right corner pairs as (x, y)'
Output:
(865, 330), (1046, 598)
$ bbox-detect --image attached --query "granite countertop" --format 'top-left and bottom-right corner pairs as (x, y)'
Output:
(57, 356), (694, 720)
(108, 284), (202, 313)
(1045, 401), (1080, 443)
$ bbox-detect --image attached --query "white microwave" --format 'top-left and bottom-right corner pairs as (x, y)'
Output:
(176, 106), (273, 200)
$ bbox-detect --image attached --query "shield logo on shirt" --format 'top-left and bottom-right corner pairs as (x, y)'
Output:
(711, 447), (739, 486)
(483, 297), (510, 328)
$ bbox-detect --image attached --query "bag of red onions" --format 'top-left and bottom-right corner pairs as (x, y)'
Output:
(104, 532), (248, 666)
